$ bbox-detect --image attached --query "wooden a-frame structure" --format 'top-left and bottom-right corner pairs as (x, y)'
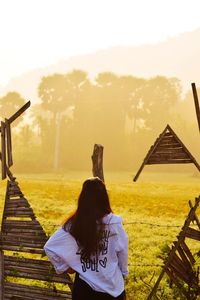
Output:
(133, 124), (200, 181)
(0, 179), (73, 299)
(147, 196), (200, 300)
(147, 83), (200, 299)
(0, 102), (73, 299)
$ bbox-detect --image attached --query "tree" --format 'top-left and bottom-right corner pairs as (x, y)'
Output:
(38, 70), (88, 170)
(0, 92), (26, 125)
(137, 76), (181, 131)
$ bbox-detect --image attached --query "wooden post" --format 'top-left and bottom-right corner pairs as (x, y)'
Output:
(191, 83), (200, 133)
(91, 144), (105, 182)
(0, 153), (15, 181)
(1, 122), (7, 180)
(133, 160), (146, 182)
(0, 101), (31, 181)
(5, 119), (13, 167)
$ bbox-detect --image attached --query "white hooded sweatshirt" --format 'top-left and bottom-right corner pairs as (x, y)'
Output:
(44, 213), (128, 297)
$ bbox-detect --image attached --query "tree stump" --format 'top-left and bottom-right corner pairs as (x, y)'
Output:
(91, 144), (104, 182)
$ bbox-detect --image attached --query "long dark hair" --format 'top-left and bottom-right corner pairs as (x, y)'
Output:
(63, 177), (112, 258)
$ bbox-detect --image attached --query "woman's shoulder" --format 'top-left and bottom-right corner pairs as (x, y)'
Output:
(102, 213), (123, 225)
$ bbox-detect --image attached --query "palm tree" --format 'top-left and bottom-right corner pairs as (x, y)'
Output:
(38, 70), (88, 171)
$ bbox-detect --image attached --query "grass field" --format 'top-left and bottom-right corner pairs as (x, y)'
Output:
(0, 171), (200, 299)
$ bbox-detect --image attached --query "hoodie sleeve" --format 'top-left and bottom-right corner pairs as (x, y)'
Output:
(44, 227), (75, 274)
(115, 220), (128, 277)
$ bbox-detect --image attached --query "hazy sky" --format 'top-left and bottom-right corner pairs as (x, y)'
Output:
(0, 0), (200, 86)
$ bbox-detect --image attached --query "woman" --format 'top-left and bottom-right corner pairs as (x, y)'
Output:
(44, 177), (128, 300)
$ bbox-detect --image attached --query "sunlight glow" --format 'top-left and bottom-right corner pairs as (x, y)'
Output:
(0, 0), (200, 85)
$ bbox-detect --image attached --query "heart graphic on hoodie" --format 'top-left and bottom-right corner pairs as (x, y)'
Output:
(99, 257), (107, 268)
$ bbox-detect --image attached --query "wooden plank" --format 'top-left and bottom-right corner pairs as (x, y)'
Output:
(3, 220), (42, 226)
(165, 268), (188, 298)
(155, 147), (184, 154)
(5, 198), (29, 204)
(3, 229), (46, 235)
(0, 245), (44, 254)
(7, 101), (31, 124)
(2, 229), (46, 236)
(163, 132), (173, 137)
(1, 240), (45, 248)
(8, 180), (18, 186)
(8, 188), (21, 193)
(157, 142), (181, 148)
(185, 227), (200, 241)
(2, 225), (44, 232)
(4, 212), (35, 217)
(189, 200), (200, 229)
(5, 197), (28, 203)
(147, 159), (192, 165)
(4, 282), (72, 300)
(175, 243), (193, 271)
(168, 251), (191, 279)
(3, 225), (45, 233)
(180, 241), (195, 264)
(5, 198), (30, 205)
(171, 251), (189, 272)
(158, 136), (177, 143)
(5, 207), (34, 213)
(5, 204), (31, 210)
(4, 256), (73, 289)
(165, 268), (180, 285)
(5, 120), (13, 167)
(4, 290), (70, 300)
(4, 209), (34, 215)
(1, 121), (7, 180)
(5, 255), (48, 264)
(168, 262), (190, 284)
(150, 153), (189, 159)
(4, 268), (69, 284)
(3, 220), (44, 232)
(1, 234), (47, 243)
(8, 190), (23, 196)
(191, 82), (200, 133)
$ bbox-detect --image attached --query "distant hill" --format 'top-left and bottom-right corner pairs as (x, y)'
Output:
(1, 28), (200, 103)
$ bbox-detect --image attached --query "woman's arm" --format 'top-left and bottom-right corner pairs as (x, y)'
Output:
(44, 227), (76, 274)
(116, 222), (128, 277)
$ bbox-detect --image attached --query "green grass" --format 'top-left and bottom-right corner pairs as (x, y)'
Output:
(0, 171), (200, 299)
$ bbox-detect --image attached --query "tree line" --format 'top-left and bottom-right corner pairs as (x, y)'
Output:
(0, 70), (199, 173)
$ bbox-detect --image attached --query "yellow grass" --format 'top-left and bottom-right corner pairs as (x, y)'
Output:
(0, 171), (200, 299)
